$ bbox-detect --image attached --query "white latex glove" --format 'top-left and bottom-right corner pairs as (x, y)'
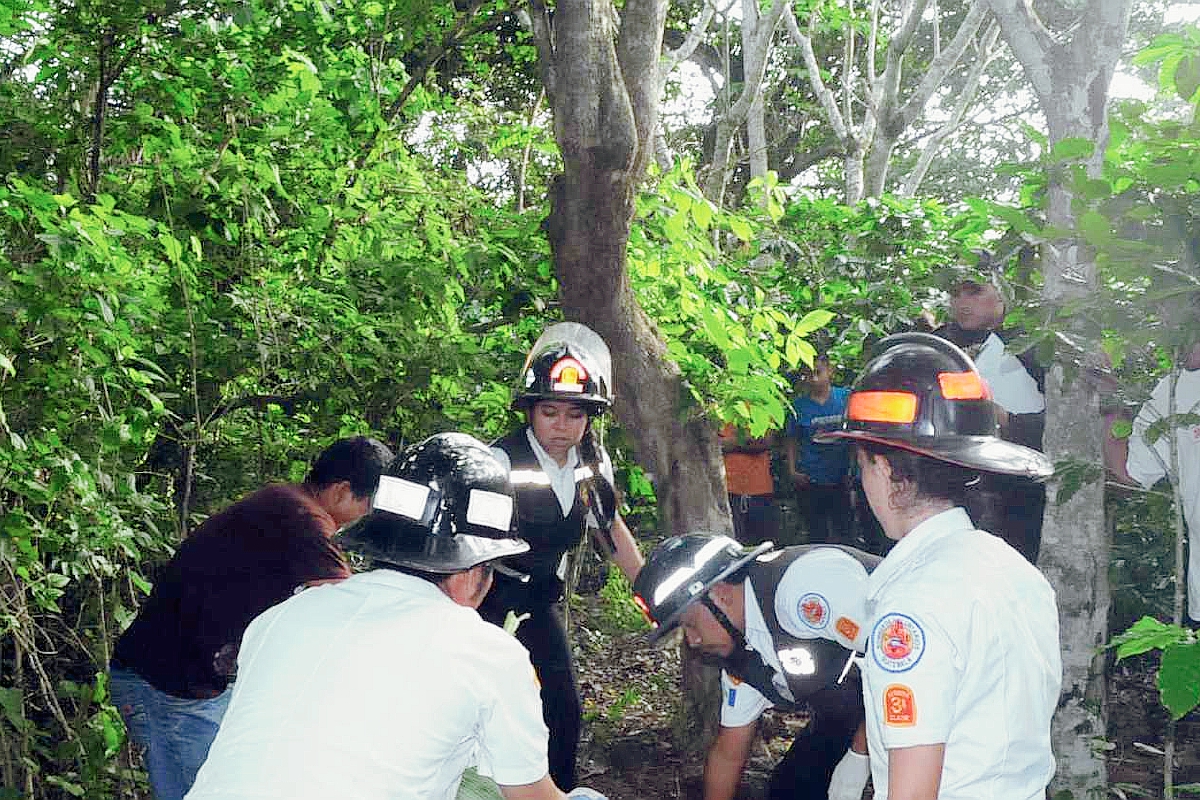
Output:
(566, 787), (608, 800)
(827, 748), (870, 800)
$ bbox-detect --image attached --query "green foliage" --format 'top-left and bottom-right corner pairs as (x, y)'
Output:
(1111, 617), (1200, 721)
(628, 166), (990, 437)
(597, 568), (650, 635)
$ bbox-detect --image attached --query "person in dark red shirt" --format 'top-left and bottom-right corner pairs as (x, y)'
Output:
(108, 436), (393, 800)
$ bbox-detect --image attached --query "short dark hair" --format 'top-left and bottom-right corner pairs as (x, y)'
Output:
(857, 442), (976, 508)
(305, 437), (394, 497)
(373, 561), (490, 586)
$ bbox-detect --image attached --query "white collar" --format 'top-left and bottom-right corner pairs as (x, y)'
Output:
(524, 427), (579, 475)
(867, 506), (974, 600)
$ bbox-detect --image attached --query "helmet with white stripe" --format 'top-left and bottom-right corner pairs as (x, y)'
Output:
(338, 433), (529, 572)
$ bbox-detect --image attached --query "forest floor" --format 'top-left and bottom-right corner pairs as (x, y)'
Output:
(569, 592), (1200, 800)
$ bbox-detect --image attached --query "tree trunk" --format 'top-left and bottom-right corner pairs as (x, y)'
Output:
(984, 0), (1132, 794)
(701, 0), (787, 203)
(531, 0), (734, 754)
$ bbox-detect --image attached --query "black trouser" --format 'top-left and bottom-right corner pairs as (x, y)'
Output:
(768, 678), (864, 800)
(479, 582), (581, 791)
(797, 484), (855, 546)
(729, 493), (781, 546)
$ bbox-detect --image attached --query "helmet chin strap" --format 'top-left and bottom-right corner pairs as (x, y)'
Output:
(700, 594), (748, 652)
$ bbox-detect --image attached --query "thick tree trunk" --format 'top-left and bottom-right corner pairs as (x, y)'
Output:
(533, 0), (732, 755)
(984, 0), (1131, 794)
(545, 174), (732, 538)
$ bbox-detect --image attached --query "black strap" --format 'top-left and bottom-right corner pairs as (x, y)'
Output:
(701, 595), (797, 710)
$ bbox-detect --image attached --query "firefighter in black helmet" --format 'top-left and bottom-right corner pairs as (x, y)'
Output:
(815, 332), (1061, 800)
(479, 323), (644, 791)
(188, 433), (609, 800)
(632, 532), (877, 800)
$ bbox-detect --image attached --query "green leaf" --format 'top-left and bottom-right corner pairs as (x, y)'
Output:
(1111, 616), (1187, 660)
(1048, 137), (1095, 163)
(1077, 210), (1112, 245)
(130, 571), (153, 596)
(726, 347), (753, 375)
(1158, 639), (1200, 720)
(159, 232), (183, 264)
(700, 306), (731, 349)
(793, 308), (835, 335)
(729, 217), (752, 242)
(690, 200), (713, 230)
(1175, 54), (1200, 102)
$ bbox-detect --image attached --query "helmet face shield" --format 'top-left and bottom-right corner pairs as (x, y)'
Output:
(516, 322), (613, 412)
(816, 333), (1052, 480)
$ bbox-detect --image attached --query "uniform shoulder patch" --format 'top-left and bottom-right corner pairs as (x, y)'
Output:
(797, 592), (830, 631)
(883, 684), (916, 726)
(870, 613), (925, 672)
(835, 616), (861, 643)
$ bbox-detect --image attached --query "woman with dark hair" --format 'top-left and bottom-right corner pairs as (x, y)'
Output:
(817, 332), (1061, 800)
(480, 322), (643, 791)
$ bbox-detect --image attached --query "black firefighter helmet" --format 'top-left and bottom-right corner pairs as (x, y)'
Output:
(338, 433), (529, 573)
(815, 332), (1052, 480)
(515, 322), (613, 414)
(632, 533), (773, 643)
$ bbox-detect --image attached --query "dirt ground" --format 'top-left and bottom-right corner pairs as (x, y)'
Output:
(570, 595), (1200, 800)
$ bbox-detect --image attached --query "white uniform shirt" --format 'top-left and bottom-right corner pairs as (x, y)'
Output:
(719, 548), (872, 728)
(185, 570), (549, 800)
(1126, 368), (1200, 621)
(861, 508), (1061, 800)
(971, 333), (1045, 414)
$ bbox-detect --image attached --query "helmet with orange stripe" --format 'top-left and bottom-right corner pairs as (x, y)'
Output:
(515, 322), (612, 415)
(815, 332), (1052, 480)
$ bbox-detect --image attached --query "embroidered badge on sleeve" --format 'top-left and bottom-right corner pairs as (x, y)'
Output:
(883, 684), (916, 726)
(835, 616), (860, 643)
(726, 675), (742, 707)
(798, 593), (830, 631)
(871, 613), (925, 672)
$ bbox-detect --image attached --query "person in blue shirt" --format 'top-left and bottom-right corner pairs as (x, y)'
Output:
(785, 355), (855, 545)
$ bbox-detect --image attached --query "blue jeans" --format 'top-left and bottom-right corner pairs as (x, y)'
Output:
(108, 665), (231, 800)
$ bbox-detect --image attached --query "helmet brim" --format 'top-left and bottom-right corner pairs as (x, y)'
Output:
(815, 430), (1053, 481)
(643, 541), (775, 644)
(339, 519), (530, 573)
(514, 393), (610, 414)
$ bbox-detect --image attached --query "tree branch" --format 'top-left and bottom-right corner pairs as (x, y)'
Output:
(783, 7), (850, 142)
(897, 0), (990, 128)
(983, 0), (1060, 101)
(900, 21), (1002, 195)
(618, 0), (670, 173)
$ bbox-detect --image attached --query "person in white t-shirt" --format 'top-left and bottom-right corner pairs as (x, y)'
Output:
(1116, 340), (1200, 624)
(817, 333), (1061, 800)
(185, 433), (607, 800)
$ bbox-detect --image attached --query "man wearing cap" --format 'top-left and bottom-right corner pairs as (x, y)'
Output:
(633, 535), (876, 800)
(932, 277), (1047, 562)
(817, 332), (1061, 800)
(185, 433), (605, 800)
